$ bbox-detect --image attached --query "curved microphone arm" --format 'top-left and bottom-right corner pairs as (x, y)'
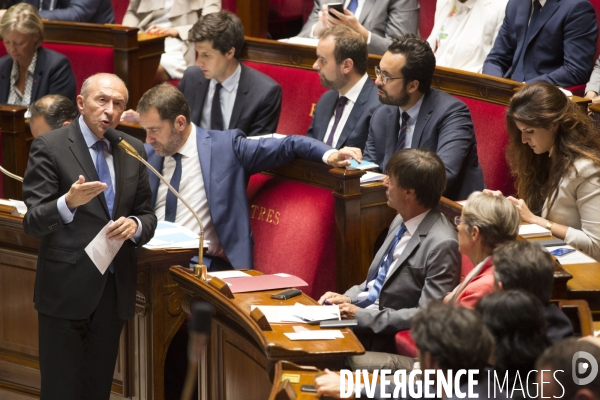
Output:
(104, 129), (207, 280)
(0, 165), (23, 182)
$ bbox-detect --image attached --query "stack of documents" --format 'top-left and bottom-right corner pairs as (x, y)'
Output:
(143, 221), (208, 249)
(251, 303), (340, 324)
(546, 245), (596, 265)
(519, 224), (552, 238)
(222, 273), (308, 293)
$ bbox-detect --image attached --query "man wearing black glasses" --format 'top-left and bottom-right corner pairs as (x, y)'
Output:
(364, 34), (484, 201)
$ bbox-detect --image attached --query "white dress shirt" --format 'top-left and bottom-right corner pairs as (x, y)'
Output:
(154, 124), (224, 258)
(356, 210), (429, 308)
(323, 73), (369, 147)
(400, 94), (424, 148)
(200, 62), (241, 131)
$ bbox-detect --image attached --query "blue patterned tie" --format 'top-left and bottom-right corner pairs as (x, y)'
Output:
(93, 140), (115, 273)
(347, 0), (358, 14)
(93, 140), (114, 218)
(165, 153), (182, 222)
(395, 112), (410, 152)
(355, 223), (407, 308)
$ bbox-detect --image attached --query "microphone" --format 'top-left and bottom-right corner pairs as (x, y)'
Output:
(0, 165), (23, 182)
(181, 302), (214, 400)
(103, 128), (207, 280)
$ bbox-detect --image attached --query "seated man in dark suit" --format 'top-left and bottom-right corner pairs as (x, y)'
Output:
(492, 240), (574, 343)
(482, 0), (597, 87)
(8, 0), (114, 23)
(29, 94), (78, 137)
(297, 0), (419, 55)
(307, 25), (380, 150)
(319, 148), (460, 354)
(137, 83), (361, 271)
(364, 34), (484, 201)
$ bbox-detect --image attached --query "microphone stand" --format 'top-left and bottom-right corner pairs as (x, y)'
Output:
(0, 165), (23, 182)
(105, 129), (207, 281)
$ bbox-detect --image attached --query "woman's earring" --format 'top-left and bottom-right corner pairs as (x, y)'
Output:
(548, 145), (555, 157)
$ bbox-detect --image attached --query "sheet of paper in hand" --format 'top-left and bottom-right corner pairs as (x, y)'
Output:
(85, 220), (124, 275)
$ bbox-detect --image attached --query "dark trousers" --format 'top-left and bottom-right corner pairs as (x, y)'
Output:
(38, 273), (125, 400)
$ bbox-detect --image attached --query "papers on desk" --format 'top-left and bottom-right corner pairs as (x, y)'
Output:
(85, 220), (124, 275)
(360, 171), (387, 184)
(208, 270), (251, 279)
(546, 245), (596, 265)
(222, 273), (308, 293)
(519, 224), (552, 238)
(284, 330), (342, 340)
(346, 159), (379, 170)
(0, 199), (27, 216)
(143, 221), (208, 249)
(278, 37), (318, 47)
(251, 303), (340, 324)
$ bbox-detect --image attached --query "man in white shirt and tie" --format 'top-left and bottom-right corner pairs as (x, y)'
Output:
(319, 148), (460, 356)
(306, 25), (381, 150)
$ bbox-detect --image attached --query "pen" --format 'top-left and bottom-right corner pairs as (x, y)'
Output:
(323, 299), (331, 305)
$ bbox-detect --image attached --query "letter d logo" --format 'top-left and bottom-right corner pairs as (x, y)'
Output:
(572, 351), (598, 385)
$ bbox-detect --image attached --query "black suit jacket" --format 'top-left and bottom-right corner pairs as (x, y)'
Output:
(22, 118), (157, 320)
(364, 88), (485, 200)
(306, 77), (380, 150)
(0, 46), (77, 104)
(178, 63), (282, 136)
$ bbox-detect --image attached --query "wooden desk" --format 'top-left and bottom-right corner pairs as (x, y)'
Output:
(170, 266), (365, 400)
(0, 210), (197, 399)
(268, 361), (324, 400)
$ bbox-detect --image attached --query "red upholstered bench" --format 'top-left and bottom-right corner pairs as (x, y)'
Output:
(246, 173), (336, 299)
(419, 0), (437, 39)
(243, 60), (328, 135)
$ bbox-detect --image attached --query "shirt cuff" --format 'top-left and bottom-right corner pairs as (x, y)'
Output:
(322, 149), (337, 164)
(366, 31), (372, 44)
(57, 194), (76, 224)
(310, 23), (318, 38)
(129, 216), (143, 244)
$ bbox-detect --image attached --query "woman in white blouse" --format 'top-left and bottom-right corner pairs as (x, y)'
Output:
(499, 82), (600, 261)
(426, 0), (507, 73)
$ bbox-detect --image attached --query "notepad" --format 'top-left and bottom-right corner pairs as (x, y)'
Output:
(346, 159), (379, 170)
(519, 224), (552, 238)
(360, 171), (387, 184)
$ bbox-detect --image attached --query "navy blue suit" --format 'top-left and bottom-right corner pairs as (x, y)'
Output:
(482, 0), (598, 87)
(0, 47), (76, 104)
(306, 77), (381, 150)
(364, 88), (484, 201)
(16, 0), (114, 23)
(178, 64), (282, 137)
(145, 126), (332, 270)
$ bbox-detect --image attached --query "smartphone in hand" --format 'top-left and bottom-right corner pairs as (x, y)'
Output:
(328, 2), (344, 19)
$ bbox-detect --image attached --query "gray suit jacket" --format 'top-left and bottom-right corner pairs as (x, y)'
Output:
(306, 77), (380, 150)
(585, 56), (600, 96)
(345, 210), (460, 353)
(178, 64), (282, 136)
(297, 0), (419, 55)
(363, 88), (485, 201)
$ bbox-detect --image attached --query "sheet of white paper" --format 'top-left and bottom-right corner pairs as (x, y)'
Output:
(85, 221), (124, 275)
(546, 245), (596, 264)
(360, 171), (387, 184)
(9, 199), (27, 214)
(208, 271), (251, 279)
(143, 220), (208, 249)
(278, 37), (318, 47)
(290, 303), (340, 322)
(519, 224), (551, 238)
(293, 325), (309, 332)
(284, 331), (342, 340)
(251, 305), (305, 323)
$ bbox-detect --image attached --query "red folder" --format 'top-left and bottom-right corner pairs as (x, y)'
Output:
(221, 274), (308, 293)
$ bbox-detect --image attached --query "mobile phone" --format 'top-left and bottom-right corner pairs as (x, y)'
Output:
(328, 2), (344, 18)
(270, 288), (302, 300)
(301, 384), (317, 392)
(549, 248), (576, 257)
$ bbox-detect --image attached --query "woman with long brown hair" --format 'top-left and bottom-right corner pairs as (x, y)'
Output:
(501, 81), (600, 261)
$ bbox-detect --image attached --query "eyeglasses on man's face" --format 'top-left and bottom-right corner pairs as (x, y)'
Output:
(375, 66), (404, 86)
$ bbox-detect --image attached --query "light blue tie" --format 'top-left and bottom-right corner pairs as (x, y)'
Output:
(347, 0), (358, 14)
(355, 223), (407, 308)
(93, 140), (115, 273)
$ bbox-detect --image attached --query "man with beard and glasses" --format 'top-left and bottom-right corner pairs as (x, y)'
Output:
(306, 25), (381, 150)
(364, 34), (484, 201)
(138, 83), (362, 271)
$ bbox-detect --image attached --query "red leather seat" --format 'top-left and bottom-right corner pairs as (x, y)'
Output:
(111, 0), (128, 23)
(419, 0), (437, 39)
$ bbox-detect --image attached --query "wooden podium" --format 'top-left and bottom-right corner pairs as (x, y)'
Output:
(0, 209), (197, 399)
(170, 266), (365, 400)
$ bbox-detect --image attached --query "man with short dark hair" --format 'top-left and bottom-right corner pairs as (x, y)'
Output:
(537, 338), (600, 400)
(29, 94), (78, 137)
(364, 34), (484, 201)
(138, 83), (361, 271)
(319, 148), (460, 355)
(307, 25), (380, 150)
(178, 10), (281, 136)
(492, 241), (573, 343)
